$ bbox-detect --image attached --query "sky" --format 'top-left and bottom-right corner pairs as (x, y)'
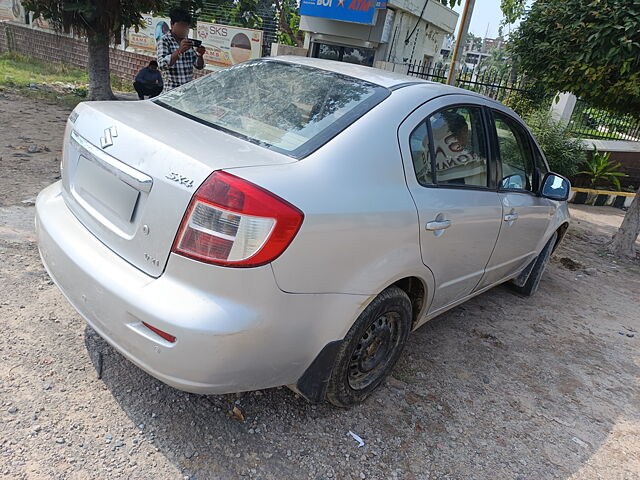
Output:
(451, 0), (518, 39)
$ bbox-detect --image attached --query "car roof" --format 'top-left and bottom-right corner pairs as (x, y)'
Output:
(269, 56), (486, 98)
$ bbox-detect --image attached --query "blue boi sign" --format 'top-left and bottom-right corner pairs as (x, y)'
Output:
(300, 0), (378, 25)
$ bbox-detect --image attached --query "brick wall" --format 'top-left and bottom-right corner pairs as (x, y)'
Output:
(0, 21), (205, 83)
(573, 150), (640, 190)
(610, 151), (640, 189)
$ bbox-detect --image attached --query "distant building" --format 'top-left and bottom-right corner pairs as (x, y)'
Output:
(464, 50), (490, 67)
(438, 34), (498, 68)
(439, 33), (454, 61)
(482, 36), (504, 53)
(299, 0), (459, 67)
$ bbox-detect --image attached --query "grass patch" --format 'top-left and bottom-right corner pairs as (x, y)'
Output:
(0, 51), (134, 107)
(111, 75), (135, 93)
(0, 85), (84, 108)
(0, 51), (88, 85)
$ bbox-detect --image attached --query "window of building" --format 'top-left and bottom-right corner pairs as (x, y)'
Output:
(312, 43), (375, 67)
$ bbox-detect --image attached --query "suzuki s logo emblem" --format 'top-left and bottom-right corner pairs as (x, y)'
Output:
(100, 126), (118, 149)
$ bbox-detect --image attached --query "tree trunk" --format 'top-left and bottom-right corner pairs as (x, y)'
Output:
(610, 186), (640, 258)
(274, 0), (304, 47)
(87, 32), (115, 101)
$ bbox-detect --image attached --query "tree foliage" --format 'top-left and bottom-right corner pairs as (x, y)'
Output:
(465, 32), (482, 51)
(509, 0), (640, 117)
(500, 0), (526, 25)
(22, 0), (170, 41)
(193, 0), (262, 29)
(477, 47), (511, 74)
(524, 109), (586, 179)
(274, 0), (302, 47)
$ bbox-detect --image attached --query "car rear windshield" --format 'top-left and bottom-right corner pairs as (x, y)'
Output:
(154, 60), (389, 158)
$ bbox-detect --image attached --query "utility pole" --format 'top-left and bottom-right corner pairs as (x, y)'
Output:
(446, 0), (476, 85)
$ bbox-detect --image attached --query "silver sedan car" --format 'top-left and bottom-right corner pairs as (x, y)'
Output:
(36, 57), (570, 407)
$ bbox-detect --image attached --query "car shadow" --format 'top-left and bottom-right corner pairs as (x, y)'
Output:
(83, 262), (639, 479)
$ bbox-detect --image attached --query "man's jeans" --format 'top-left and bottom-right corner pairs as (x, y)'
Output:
(133, 82), (163, 100)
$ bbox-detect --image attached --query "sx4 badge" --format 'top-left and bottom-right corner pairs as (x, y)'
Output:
(166, 172), (194, 188)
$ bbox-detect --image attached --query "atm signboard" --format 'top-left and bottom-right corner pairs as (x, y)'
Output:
(300, 0), (376, 25)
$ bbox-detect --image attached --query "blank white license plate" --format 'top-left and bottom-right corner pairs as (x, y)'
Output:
(73, 155), (140, 222)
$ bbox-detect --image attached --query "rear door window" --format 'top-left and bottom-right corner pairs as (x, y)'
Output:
(410, 106), (490, 188)
(409, 121), (434, 185)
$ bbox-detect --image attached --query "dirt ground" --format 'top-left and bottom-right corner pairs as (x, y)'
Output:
(1, 90), (639, 480)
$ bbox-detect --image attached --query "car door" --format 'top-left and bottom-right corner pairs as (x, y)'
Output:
(398, 96), (503, 313)
(475, 108), (555, 290)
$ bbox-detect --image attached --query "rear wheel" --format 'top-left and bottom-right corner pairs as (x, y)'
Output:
(511, 232), (558, 297)
(326, 286), (412, 407)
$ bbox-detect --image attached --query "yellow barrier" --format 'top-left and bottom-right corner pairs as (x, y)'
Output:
(571, 187), (636, 197)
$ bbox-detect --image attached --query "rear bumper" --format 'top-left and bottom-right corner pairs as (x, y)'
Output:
(36, 182), (366, 394)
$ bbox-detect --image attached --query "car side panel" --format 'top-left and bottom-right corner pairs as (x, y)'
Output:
(475, 103), (567, 289)
(226, 87), (436, 305)
(476, 192), (554, 289)
(396, 94), (503, 312)
(36, 182), (373, 393)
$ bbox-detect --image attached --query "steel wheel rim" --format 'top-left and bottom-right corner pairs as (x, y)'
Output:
(348, 311), (402, 390)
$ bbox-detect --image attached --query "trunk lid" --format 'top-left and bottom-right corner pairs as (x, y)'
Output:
(61, 100), (296, 277)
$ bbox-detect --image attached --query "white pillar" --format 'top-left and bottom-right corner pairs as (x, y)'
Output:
(550, 92), (577, 126)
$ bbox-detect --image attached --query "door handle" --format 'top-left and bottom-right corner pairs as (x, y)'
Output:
(426, 219), (452, 231)
(503, 213), (519, 222)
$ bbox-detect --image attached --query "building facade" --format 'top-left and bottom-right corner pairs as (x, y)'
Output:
(299, 0), (458, 67)
(482, 36), (504, 53)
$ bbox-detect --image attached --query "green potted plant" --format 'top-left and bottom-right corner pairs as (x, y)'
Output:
(579, 147), (628, 205)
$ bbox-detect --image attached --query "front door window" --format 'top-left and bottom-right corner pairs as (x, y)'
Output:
(493, 111), (535, 192)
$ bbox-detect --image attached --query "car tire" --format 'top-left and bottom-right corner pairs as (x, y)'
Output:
(511, 232), (558, 297)
(326, 285), (412, 407)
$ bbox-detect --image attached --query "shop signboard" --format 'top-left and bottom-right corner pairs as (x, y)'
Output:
(196, 21), (263, 68)
(0, 0), (24, 22)
(128, 14), (171, 52)
(300, 0), (376, 25)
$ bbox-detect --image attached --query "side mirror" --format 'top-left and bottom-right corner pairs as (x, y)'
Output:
(541, 172), (571, 201)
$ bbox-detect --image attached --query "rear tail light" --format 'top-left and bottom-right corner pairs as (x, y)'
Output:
(172, 171), (304, 267)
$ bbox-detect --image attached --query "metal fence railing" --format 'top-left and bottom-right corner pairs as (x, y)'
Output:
(405, 62), (640, 143)
(567, 99), (640, 142)
(405, 60), (551, 111)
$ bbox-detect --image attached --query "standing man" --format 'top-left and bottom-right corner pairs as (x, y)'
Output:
(157, 7), (206, 90)
(133, 60), (163, 99)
